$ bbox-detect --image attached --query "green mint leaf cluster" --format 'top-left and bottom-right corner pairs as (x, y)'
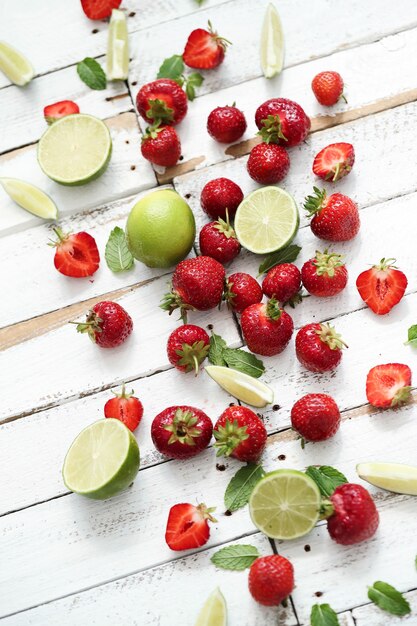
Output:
(208, 333), (265, 378)
(305, 466), (347, 498)
(157, 54), (204, 101)
(77, 57), (107, 90)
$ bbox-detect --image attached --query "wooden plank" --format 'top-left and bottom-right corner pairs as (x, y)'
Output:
(352, 589), (417, 625)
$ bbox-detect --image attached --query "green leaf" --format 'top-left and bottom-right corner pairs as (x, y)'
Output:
(368, 581), (411, 616)
(77, 57), (107, 90)
(157, 54), (184, 80)
(194, 0), (205, 4)
(211, 544), (259, 571)
(222, 348), (265, 378)
(208, 333), (228, 366)
(224, 464), (265, 512)
(310, 603), (340, 626)
(405, 324), (417, 347)
(258, 244), (302, 276)
(184, 72), (204, 101)
(305, 466), (348, 498)
(105, 227), (134, 273)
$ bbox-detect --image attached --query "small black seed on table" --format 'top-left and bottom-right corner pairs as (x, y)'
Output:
(207, 324), (213, 330)
(179, 155), (184, 161)
(315, 591), (323, 597)
(125, 140), (130, 144)
(272, 404), (280, 411)
(130, 165), (136, 171)
(224, 510), (232, 516)
(185, 193), (191, 199)
(278, 454), (286, 461)
(131, 81), (137, 86)
(129, 11), (136, 17)
(92, 29), (99, 34)
(216, 463), (226, 472)
(304, 544), (311, 552)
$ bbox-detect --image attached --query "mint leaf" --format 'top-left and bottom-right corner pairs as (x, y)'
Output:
(185, 72), (204, 101)
(310, 603), (340, 626)
(405, 324), (417, 347)
(222, 348), (264, 378)
(157, 54), (184, 81)
(224, 463), (265, 512)
(368, 581), (411, 616)
(211, 544), (259, 571)
(105, 227), (134, 273)
(208, 333), (227, 366)
(305, 466), (347, 498)
(77, 57), (107, 90)
(258, 244), (301, 276)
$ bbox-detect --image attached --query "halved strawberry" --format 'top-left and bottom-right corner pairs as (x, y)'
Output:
(50, 228), (100, 277)
(183, 22), (230, 69)
(356, 258), (407, 315)
(44, 100), (80, 125)
(80, 0), (122, 20)
(366, 363), (412, 408)
(165, 503), (216, 551)
(313, 142), (355, 182)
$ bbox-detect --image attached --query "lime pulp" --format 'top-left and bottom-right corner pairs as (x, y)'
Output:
(260, 3), (284, 78)
(205, 365), (273, 408)
(0, 40), (34, 86)
(106, 9), (129, 80)
(195, 588), (227, 626)
(0, 177), (58, 219)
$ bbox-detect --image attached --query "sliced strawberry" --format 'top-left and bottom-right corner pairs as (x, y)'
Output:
(165, 503), (216, 551)
(80, 0), (122, 20)
(183, 23), (230, 69)
(44, 100), (80, 125)
(313, 142), (355, 182)
(366, 363), (412, 408)
(356, 258), (407, 315)
(50, 228), (100, 278)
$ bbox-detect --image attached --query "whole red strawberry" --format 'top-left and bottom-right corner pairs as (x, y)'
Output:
(200, 177), (243, 220)
(141, 125), (181, 167)
(50, 228), (100, 278)
(199, 214), (241, 264)
(80, 0), (121, 20)
(166, 324), (210, 375)
(255, 98), (310, 147)
(356, 258), (407, 315)
(214, 405), (267, 463)
(44, 100), (80, 125)
(165, 503), (216, 551)
(301, 250), (348, 297)
(136, 79), (188, 126)
(313, 142), (355, 182)
(223, 272), (263, 314)
(295, 322), (346, 372)
(291, 393), (341, 443)
(104, 383), (143, 432)
(262, 263), (302, 306)
(366, 363), (412, 408)
(248, 555), (294, 606)
(183, 22), (230, 70)
(241, 299), (294, 357)
(325, 483), (379, 545)
(75, 301), (133, 348)
(207, 105), (247, 143)
(151, 405), (213, 460)
(247, 143), (290, 185)
(312, 71), (345, 106)
(304, 187), (360, 241)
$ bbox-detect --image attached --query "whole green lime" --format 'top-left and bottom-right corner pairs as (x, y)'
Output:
(126, 189), (196, 268)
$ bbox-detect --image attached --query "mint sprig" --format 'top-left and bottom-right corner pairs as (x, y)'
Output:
(368, 581), (411, 616)
(105, 227), (134, 273)
(310, 603), (340, 626)
(77, 57), (107, 90)
(211, 544), (259, 571)
(224, 463), (265, 512)
(405, 324), (417, 347)
(208, 333), (265, 378)
(258, 244), (301, 276)
(156, 54), (204, 101)
(305, 466), (347, 498)
(208, 333), (227, 366)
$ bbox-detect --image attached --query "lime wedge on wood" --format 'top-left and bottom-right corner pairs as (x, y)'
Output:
(205, 365), (273, 408)
(195, 588), (227, 626)
(0, 177), (58, 220)
(357, 462), (417, 495)
(0, 41), (34, 86)
(260, 3), (284, 78)
(107, 9), (129, 80)
(62, 419), (140, 499)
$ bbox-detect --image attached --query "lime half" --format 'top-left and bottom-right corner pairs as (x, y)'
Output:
(249, 469), (321, 540)
(357, 462), (417, 496)
(234, 186), (299, 254)
(38, 114), (112, 185)
(195, 588), (227, 626)
(205, 365), (273, 408)
(107, 9), (129, 80)
(260, 3), (284, 78)
(0, 177), (58, 219)
(63, 419), (140, 500)
(0, 41), (34, 86)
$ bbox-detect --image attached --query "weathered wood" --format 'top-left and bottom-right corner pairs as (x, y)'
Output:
(352, 589), (417, 625)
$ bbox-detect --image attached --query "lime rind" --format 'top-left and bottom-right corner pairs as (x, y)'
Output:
(260, 3), (284, 79)
(0, 40), (34, 86)
(195, 588), (227, 626)
(205, 365), (273, 408)
(107, 9), (129, 80)
(0, 177), (58, 219)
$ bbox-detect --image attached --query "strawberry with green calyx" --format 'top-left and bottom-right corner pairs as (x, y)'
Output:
(296, 322), (347, 372)
(141, 123), (181, 167)
(74, 301), (133, 349)
(241, 299), (294, 357)
(224, 272), (263, 314)
(304, 187), (360, 242)
(136, 78), (188, 126)
(301, 250), (348, 297)
(183, 21), (231, 70)
(199, 210), (241, 264)
(49, 227), (100, 278)
(151, 405), (213, 459)
(255, 98), (310, 147)
(167, 324), (210, 375)
(104, 383), (144, 432)
(213, 405), (267, 463)
(257, 114), (288, 144)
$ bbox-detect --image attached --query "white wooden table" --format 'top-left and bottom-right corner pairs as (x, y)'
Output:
(1, 1), (417, 624)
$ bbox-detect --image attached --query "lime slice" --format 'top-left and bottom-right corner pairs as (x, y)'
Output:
(234, 186), (299, 254)
(0, 177), (58, 220)
(195, 588), (227, 626)
(62, 419), (140, 500)
(37, 114), (112, 186)
(260, 3), (284, 78)
(106, 9), (129, 80)
(205, 365), (273, 408)
(0, 41), (34, 86)
(249, 469), (321, 540)
(357, 462), (417, 496)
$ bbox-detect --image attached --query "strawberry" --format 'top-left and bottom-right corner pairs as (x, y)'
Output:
(183, 22), (230, 70)
(324, 483), (379, 545)
(207, 105), (247, 143)
(44, 100), (79, 125)
(50, 228), (100, 278)
(213, 405), (267, 463)
(166, 324), (210, 375)
(141, 125), (181, 167)
(80, 0), (122, 20)
(255, 98), (310, 147)
(75, 301), (133, 348)
(295, 322), (346, 373)
(200, 177), (243, 221)
(313, 142), (355, 182)
(136, 79), (188, 126)
(301, 250), (348, 297)
(247, 143), (290, 185)
(291, 393), (341, 444)
(312, 71), (345, 106)
(261, 263), (302, 307)
(241, 299), (294, 357)
(356, 258), (407, 315)
(165, 503), (216, 551)
(151, 406), (213, 459)
(223, 272), (263, 314)
(199, 214), (241, 264)
(248, 555), (294, 606)
(366, 363), (412, 408)
(104, 383), (144, 432)
(304, 187), (360, 242)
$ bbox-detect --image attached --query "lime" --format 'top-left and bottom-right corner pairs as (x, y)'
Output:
(249, 469), (321, 540)
(234, 186), (299, 254)
(205, 365), (273, 408)
(106, 9), (129, 80)
(37, 114), (112, 186)
(126, 189), (195, 268)
(357, 462), (417, 496)
(0, 177), (58, 220)
(195, 588), (227, 626)
(0, 41), (34, 86)
(260, 3), (284, 78)
(62, 419), (140, 500)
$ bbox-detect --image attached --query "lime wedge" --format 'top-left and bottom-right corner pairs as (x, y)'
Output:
(205, 365), (273, 408)
(357, 462), (417, 496)
(234, 186), (299, 254)
(106, 9), (129, 80)
(37, 114), (112, 186)
(0, 41), (34, 86)
(62, 419), (140, 500)
(195, 588), (227, 626)
(0, 177), (58, 220)
(260, 3), (284, 78)
(249, 469), (321, 540)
